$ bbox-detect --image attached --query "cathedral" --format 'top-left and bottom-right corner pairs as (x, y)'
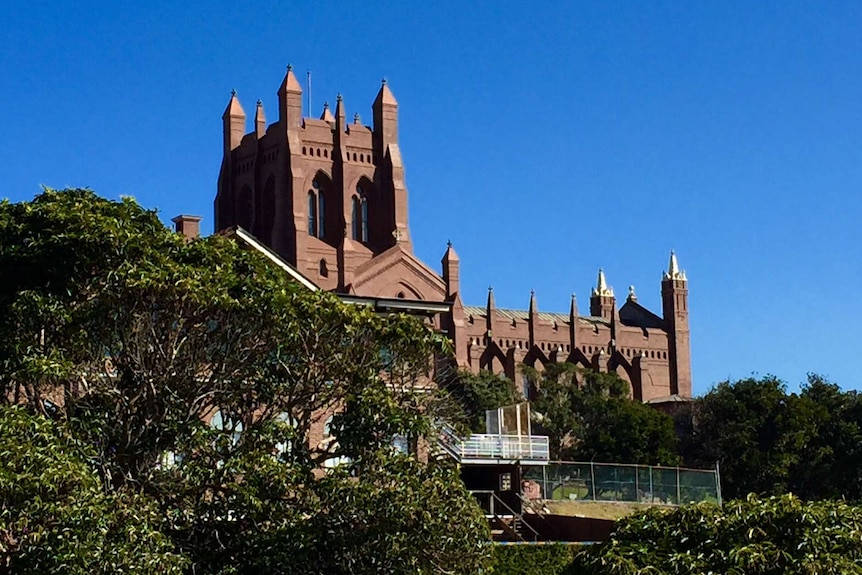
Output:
(212, 66), (692, 403)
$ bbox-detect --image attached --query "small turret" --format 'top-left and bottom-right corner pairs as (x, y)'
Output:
(277, 64), (303, 129)
(255, 99), (266, 139)
(485, 286), (496, 337)
(528, 290), (538, 348)
(222, 90), (246, 152)
(441, 240), (460, 298)
(590, 268), (616, 320)
(664, 250), (687, 281)
(334, 93), (346, 131)
(320, 102), (334, 123)
(372, 78), (398, 152)
(661, 250), (691, 397)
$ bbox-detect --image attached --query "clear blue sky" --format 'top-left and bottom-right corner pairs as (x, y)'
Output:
(2, 1), (860, 395)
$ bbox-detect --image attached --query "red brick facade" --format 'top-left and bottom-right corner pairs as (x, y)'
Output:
(215, 67), (692, 402)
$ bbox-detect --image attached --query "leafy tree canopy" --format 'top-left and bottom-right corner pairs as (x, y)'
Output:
(526, 363), (679, 466)
(0, 189), (489, 574)
(681, 374), (862, 500)
(570, 494), (862, 575)
(444, 369), (522, 433)
(0, 405), (187, 575)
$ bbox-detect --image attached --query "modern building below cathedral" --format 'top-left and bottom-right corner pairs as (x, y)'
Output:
(210, 66), (692, 403)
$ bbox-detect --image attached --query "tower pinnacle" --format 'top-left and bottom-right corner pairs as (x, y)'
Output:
(663, 250), (687, 281)
(592, 268), (614, 297)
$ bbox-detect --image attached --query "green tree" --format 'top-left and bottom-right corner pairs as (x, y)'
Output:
(527, 363), (679, 465)
(683, 376), (814, 499)
(570, 494), (862, 575)
(0, 405), (186, 574)
(0, 189), (490, 574)
(444, 369), (522, 433)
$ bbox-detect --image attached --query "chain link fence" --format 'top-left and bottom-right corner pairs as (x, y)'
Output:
(522, 461), (721, 506)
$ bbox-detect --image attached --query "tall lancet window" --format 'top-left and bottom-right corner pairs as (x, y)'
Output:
(351, 195), (361, 241)
(307, 191), (317, 237)
(361, 197), (368, 242)
(317, 191), (325, 238)
(308, 180), (326, 239)
(352, 184), (369, 242)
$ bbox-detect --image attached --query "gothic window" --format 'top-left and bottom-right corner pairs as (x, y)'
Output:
(361, 196), (368, 242)
(317, 191), (325, 238)
(351, 184), (369, 243)
(351, 195), (361, 240)
(307, 178), (327, 239)
(307, 191), (317, 236)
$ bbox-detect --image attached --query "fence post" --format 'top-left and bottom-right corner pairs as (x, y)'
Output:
(590, 462), (597, 501)
(543, 465), (548, 501)
(715, 460), (723, 507)
(649, 466), (654, 504)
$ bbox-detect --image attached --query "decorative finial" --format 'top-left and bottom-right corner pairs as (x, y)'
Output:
(287, 64), (293, 72)
(664, 250), (687, 281)
(628, 285), (637, 300)
(231, 89), (237, 97)
(256, 99), (262, 106)
(530, 289), (535, 297)
(592, 268), (614, 297)
(447, 239), (452, 248)
(336, 93), (343, 102)
(323, 101), (329, 110)
(381, 77), (387, 85)
(488, 285), (493, 293)
(353, 112), (361, 124)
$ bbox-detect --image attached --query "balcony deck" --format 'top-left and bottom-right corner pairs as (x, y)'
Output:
(439, 426), (550, 465)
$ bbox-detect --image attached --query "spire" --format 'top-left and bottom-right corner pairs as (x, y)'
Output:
(568, 292), (578, 346)
(320, 101), (334, 122)
(373, 78), (398, 151)
(374, 78), (398, 106)
(663, 250), (687, 281)
(255, 99), (266, 138)
(441, 241), (460, 298)
(442, 240), (459, 263)
(592, 268), (614, 297)
(278, 64), (303, 94)
(222, 91), (246, 152)
(485, 286), (496, 334)
(223, 90), (246, 120)
(335, 93), (346, 126)
(277, 64), (303, 128)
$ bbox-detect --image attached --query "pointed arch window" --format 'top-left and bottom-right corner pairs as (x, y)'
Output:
(352, 184), (369, 242)
(308, 180), (326, 239)
(317, 191), (325, 238)
(307, 191), (317, 236)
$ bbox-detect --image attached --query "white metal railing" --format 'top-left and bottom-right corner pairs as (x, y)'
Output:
(438, 425), (550, 462)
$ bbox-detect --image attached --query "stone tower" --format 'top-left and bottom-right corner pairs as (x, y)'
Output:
(215, 67), (414, 293)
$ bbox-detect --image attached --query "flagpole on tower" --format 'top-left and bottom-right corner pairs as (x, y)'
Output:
(306, 70), (312, 117)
